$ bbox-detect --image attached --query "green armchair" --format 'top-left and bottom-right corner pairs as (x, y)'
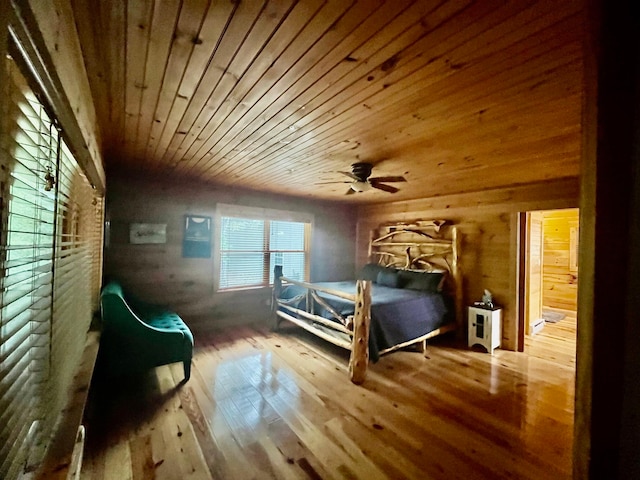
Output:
(99, 281), (193, 381)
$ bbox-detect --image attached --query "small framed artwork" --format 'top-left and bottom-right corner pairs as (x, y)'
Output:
(130, 223), (167, 244)
(183, 215), (212, 258)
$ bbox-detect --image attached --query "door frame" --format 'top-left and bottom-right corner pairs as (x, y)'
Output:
(517, 212), (527, 352)
(517, 209), (578, 351)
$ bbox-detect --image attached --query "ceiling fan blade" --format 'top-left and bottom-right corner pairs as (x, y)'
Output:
(345, 187), (356, 195)
(371, 181), (399, 193)
(314, 180), (350, 185)
(368, 175), (406, 183)
(339, 171), (360, 182)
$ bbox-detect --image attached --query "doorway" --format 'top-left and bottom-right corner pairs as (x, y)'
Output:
(519, 208), (579, 351)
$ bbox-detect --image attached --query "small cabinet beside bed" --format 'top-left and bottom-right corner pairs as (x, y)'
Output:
(272, 220), (463, 384)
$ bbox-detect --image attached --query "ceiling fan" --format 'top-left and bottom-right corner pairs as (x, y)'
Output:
(319, 162), (407, 195)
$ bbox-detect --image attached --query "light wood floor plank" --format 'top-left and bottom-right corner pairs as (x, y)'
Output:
(82, 316), (575, 479)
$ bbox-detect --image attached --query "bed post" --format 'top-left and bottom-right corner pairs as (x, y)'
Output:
(451, 226), (463, 338)
(349, 279), (371, 384)
(271, 265), (284, 331)
(368, 228), (375, 262)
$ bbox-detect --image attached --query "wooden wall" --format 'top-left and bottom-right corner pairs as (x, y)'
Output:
(542, 208), (579, 311)
(357, 178), (579, 351)
(26, 0), (105, 188)
(104, 173), (357, 330)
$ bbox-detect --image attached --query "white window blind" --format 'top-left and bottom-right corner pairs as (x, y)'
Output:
(0, 57), (104, 479)
(220, 217), (266, 289)
(1, 58), (57, 479)
(50, 140), (103, 420)
(268, 220), (306, 284)
(218, 210), (310, 290)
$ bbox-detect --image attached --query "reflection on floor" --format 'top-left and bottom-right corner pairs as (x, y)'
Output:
(82, 319), (576, 480)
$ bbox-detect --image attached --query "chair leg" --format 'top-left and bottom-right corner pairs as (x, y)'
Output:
(183, 359), (191, 381)
(421, 339), (429, 358)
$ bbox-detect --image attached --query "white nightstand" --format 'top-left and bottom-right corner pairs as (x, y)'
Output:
(468, 305), (502, 353)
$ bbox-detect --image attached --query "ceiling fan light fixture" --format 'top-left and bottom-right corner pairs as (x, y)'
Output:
(318, 162), (405, 195)
(350, 180), (371, 192)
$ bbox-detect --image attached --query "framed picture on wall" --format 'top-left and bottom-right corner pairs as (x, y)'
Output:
(129, 223), (167, 244)
(183, 215), (212, 258)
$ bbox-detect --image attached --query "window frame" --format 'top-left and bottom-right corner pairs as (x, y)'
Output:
(215, 204), (312, 292)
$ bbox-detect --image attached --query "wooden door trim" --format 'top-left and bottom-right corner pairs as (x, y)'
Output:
(516, 212), (527, 352)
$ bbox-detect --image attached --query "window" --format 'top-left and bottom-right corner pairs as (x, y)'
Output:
(1, 58), (57, 477)
(268, 220), (307, 284)
(217, 205), (311, 290)
(0, 56), (104, 479)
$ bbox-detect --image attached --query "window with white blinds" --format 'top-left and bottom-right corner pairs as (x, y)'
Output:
(218, 210), (310, 290)
(0, 58), (57, 479)
(50, 139), (103, 425)
(268, 220), (307, 284)
(0, 56), (104, 480)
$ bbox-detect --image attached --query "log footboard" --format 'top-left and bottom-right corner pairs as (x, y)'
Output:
(272, 265), (372, 384)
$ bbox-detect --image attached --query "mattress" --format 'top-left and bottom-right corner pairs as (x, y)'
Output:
(278, 281), (452, 361)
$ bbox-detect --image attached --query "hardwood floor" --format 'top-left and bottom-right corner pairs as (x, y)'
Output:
(82, 318), (576, 480)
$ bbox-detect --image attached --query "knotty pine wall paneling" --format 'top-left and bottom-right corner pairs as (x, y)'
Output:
(356, 178), (579, 351)
(26, 0), (105, 188)
(104, 173), (356, 331)
(0, 3), (7, 96)
(542, 208), (579, 311)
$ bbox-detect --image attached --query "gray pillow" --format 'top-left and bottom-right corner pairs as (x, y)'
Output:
(376, 269), (400, 288)
(358, 263), (387, 282)
(398, 270), (445, 292)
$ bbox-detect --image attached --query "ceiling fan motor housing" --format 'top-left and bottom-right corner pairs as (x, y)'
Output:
(351, 162), (373, 181)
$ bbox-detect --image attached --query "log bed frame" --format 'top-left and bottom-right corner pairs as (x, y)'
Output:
(272, 220), (462, 384)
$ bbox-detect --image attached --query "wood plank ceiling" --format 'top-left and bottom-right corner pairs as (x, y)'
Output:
(71, 0), (584, 203)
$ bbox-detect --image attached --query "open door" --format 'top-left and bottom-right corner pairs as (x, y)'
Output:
(525, 211), (544, 335)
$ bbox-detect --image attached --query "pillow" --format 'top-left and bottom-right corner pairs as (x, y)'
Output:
(358, 263), (387, 282)
(376, 269), (400, 288)
(398, 270), (445, 292)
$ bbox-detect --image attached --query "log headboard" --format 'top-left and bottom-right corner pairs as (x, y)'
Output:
(368, 220), (463, 331)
